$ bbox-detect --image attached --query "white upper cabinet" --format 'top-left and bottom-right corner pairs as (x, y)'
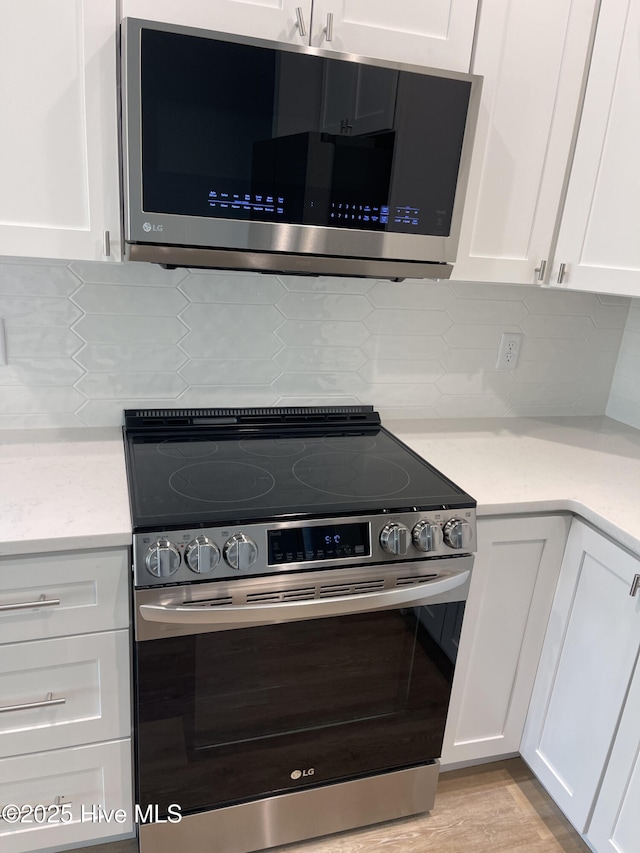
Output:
(120, 0), (477, 71)
(308, 0), (478, 71)
(452, 0), (599, 283)
(550, 0), (640, 296)
(0, 1), (121, 262)
(120, 0), (312, 44)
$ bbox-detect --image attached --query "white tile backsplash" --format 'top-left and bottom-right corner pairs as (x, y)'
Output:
(71, 284), (189, 316)
(607, 299), (640, 429)
(276, 320), (369, 348)
(0, 258), (633, 428)
(73, 314), (188, 344)
(0, 264), (80, 296)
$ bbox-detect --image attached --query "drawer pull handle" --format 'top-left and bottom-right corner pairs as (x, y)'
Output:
(295, 6), (307, 37)
(325, 11), (334, 42)
(0, 595), (61, 612)
(0, 692), (66, 714)
(630, 574), (640, 597)
(0, 796), (71, 820)
(534, 259), (547, 282)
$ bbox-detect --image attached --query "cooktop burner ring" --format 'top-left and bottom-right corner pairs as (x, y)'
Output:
(321, 436), (377, 451)
(157, 439), (219, 459)
(239, 438), (306, 457)
(292, 451), (411, 499)
(169, 460), (276, 503)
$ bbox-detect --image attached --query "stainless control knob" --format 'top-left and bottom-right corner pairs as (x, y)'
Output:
(443, 518), (474, 550)
(412, 520), (443, 552)
(380, 522), (410, 556)
(145, 538), (181, 577)
(224, 533), (258, 571)
(185, 536), (220, 574)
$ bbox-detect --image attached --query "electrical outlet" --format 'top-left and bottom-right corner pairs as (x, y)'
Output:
(0, 318), (6, 366)
(496, 332), (522, 370)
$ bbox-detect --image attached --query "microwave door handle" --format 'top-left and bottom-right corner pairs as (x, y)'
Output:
(139, 569), (470, 627)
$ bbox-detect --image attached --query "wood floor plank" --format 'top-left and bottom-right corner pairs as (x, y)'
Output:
(56, 758), (589, 853)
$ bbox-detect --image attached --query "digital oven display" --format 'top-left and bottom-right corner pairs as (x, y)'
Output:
(268, 523), (370, 565)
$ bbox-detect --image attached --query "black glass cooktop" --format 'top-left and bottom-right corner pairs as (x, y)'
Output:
(123, 407), (475, 531)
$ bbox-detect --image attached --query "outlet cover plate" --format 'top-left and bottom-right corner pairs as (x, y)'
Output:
(496, 332), (522, 370)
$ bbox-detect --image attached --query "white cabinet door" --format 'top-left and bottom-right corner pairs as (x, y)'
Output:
(309, 0), (478, 71)
(587, 657), (640, 853)
(122, 0), (477, 70)
(551, 0), (640, 296)
(452, 0), (598, 283)
(441, 515), (569, 767)
(521, 519), (640, 833)
(0, 1), (120, 262)
(0, 548), (129, 644)
(0, 739), (133, 853)
(120, 0), (311, 44)
(0, 631), (131, 758)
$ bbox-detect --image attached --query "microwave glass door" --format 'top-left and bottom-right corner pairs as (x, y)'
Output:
(135, 602), (462, 816)
(139, 28), (472, 238)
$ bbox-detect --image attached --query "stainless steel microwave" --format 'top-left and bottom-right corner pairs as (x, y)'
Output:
(121, 18), (482, 280)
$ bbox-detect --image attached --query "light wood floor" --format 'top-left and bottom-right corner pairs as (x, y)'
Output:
(62, 758), (589, 853)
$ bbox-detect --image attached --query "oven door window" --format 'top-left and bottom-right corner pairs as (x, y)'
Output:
(135, 603), (461, 816)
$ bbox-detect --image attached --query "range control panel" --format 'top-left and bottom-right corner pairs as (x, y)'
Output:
(133, 508), (476, 588)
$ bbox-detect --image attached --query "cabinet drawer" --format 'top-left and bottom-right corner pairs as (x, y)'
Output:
(0, 739), (133, 853)
(0, 549), (129, 643)
(0, 631), (130, 758)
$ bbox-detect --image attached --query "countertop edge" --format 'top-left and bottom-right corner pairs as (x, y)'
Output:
(476, 499), (640, 559)
(3, 500), (638, 562)
(0, 531), (133, 558)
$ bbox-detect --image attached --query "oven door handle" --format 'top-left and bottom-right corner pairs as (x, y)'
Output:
(138, 570), (469, 626)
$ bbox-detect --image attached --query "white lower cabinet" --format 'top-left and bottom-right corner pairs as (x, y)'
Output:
(587, 657), (640, 853)
(0, 631), (130, 759)
(0, 548), (133, 852)
(521, 519), (640, 840)
(441, 514), (569, 766)
(0, 739), (133, 853)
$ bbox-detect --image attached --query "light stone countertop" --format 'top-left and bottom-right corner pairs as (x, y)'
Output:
(1, 416), (640, 559)
(386, 415), (640, 558)
(0, 427), (130, 557)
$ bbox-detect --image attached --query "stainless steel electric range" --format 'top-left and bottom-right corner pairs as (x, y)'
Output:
(123, 406), (476, 853)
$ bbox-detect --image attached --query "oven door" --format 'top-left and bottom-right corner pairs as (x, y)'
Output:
(134, 558), (471, 817)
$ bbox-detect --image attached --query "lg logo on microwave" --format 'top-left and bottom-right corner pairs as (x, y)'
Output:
(142, 222), (163, 232)
(290, 768), (315, 780)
